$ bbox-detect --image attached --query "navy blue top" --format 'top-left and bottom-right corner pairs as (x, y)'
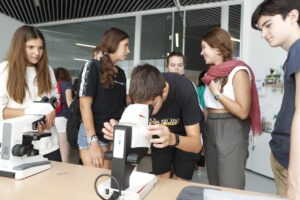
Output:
(56, 81), (72, 118)
(270, 39), (300, 169)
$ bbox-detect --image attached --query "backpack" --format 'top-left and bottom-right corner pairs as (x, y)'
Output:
(66, 96), (81, 149)
(56, 80), (63, 113)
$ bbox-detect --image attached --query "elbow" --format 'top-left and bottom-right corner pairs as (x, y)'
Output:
(239, 113), (248, 120)
(194, 145), (202, 154)
(192, 142), (202, 153)
(237, 109), (250, 120)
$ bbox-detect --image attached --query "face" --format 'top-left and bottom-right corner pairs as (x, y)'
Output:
(200, 40), (222, 65)
(142, 96), (164, 115)
(110, 38), (130, 62)
(257, 14), (294, 49)
(94, 51), (102, 60)
(167, 56), (185, 75)
(25, 38), (44, 65)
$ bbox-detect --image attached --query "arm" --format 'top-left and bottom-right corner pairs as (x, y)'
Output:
(65, 88), (73, 107)
(3, 107), (25, 119)
(287, 71), (300, 199)
(209, 70), (251, 119)
(148, 123), (202, 153)
(171, 123), (202, 153)
(80, 96), (103, 168)
(80, 96), (96, 137)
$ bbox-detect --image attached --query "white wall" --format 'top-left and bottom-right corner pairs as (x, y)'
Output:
(0, 13), (24, 61)
(241, 0), (286, 79)
(241, 0), (287, 178)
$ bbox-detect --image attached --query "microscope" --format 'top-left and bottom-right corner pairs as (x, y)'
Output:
(0, 97), (56, 179)
(97, 104), (157, 200)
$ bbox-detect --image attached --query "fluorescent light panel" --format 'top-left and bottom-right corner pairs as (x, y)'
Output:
(231, 37), (240, 43)
(75, 43), (96, 48)
(73, 58), (88, 62)
(175, 33), (179, 48)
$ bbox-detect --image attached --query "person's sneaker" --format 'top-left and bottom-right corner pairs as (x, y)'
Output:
(196, 166), (204, 176)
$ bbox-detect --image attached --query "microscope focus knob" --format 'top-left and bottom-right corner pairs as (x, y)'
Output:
(12, 144), (27, 157)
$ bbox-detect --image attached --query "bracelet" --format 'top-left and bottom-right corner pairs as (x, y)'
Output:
(172, 134), (180, 147)
(214, 92), (221, 101)
(87, 134), (99, 146)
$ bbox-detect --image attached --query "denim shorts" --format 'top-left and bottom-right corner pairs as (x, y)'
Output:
(77, 123), (110, 149)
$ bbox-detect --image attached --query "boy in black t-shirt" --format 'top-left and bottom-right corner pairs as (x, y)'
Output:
(103, 64), (203, 180)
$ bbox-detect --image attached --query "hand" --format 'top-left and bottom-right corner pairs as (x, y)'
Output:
(37, 110), (55, 132)
(102, 119), (118, 140)
(148, 124), (171, 148)
(208, 79), (222, 95)
(45, 110), (55, 129)
(89, 142), (103, 168)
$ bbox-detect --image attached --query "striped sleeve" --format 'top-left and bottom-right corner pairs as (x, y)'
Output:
(78, 60), (99, 97)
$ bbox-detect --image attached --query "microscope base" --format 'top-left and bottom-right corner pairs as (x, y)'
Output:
(0, 155), (51, 179)
(98, 171), (157, 200)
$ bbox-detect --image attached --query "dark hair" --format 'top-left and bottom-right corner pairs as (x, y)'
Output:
(197, 70), (207, 87)
(6, 25), (52, 103)
(129, 64), (166, 103)
(99, 27), (129, 89)
(54, 67), (72, 82)
(93, 46), (101, 58)
(201, 27), (233, 61)
(166, 51), (186, 66)
(251, 0), (300, 30)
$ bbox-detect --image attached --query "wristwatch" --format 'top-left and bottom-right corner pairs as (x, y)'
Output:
(173, 134), (180, 147)
(87, 134), (99, 146)
(214, 92), (221, 101)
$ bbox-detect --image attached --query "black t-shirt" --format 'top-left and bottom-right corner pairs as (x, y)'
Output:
(78, 59), (127, 139)
(270, 39), (300, 169)
(150, 73), (203, 137)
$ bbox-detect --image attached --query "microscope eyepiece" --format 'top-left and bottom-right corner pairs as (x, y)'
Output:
(49, 97), (57, 108)
(41, 96), (49, 102)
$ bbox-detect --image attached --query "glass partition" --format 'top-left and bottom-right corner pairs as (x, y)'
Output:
(140, 13), (172, 71)
(40, 17), (135, 77)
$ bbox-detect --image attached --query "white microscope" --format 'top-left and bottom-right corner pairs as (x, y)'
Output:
(97, 104), (157, 200)
(0, 97), (56, 179)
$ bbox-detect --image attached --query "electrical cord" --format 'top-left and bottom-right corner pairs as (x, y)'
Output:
(94, 174), (121, 200)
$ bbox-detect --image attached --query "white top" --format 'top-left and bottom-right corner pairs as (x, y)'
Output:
(204, 66), (251, 109)
(0, 61), (59, 155)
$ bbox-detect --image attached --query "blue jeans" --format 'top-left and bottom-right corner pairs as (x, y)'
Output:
(77, 123), (110, 148)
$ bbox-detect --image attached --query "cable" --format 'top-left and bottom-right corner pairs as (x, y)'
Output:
(94, 174), (121, 200)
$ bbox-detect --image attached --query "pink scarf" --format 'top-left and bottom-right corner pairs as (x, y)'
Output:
(202, 59), (262, 136)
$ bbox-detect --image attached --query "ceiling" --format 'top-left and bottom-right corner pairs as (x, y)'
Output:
(0, 0), (234, 25)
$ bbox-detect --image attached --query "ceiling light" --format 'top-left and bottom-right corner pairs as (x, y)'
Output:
(73, 58), (88, 62)
(175, 33), (179, 48)
(231, 37), (240, 43)
(75, 43), (96, 48)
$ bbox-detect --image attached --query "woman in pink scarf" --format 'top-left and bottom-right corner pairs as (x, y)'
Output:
(201, 27), (261, 190)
